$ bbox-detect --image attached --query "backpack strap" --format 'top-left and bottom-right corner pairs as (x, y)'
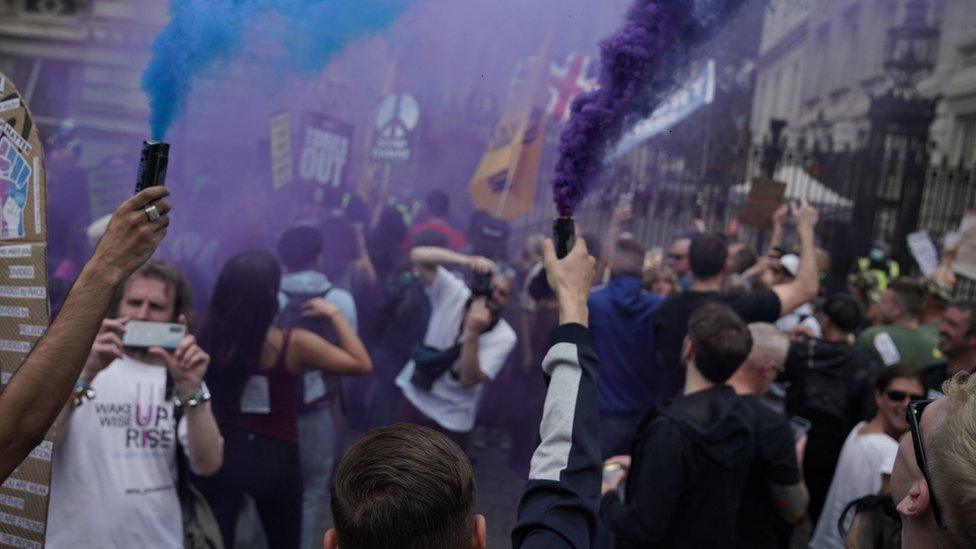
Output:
(282, 285), (333, 303)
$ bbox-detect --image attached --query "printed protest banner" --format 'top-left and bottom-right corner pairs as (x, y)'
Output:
(297, 112), (354, 203)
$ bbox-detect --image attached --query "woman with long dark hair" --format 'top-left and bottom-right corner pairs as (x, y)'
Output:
(194, 250), (371, 548)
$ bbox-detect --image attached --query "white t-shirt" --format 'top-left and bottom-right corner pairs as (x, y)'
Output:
(47, 355), (190, 549)
(810, 422), (899, 549)
(396, 267), (517, 433)
(776, 302), (822, 338)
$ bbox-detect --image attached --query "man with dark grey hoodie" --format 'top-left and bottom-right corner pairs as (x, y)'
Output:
(601, 303), (757, 548)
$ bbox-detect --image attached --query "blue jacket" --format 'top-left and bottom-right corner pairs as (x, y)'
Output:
(588, 275), (663, 414)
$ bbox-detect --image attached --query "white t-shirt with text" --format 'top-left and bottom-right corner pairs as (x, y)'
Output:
(396, 266), (516, 433)
(47, 355), (189, 549)
(810, 421), (899, 549)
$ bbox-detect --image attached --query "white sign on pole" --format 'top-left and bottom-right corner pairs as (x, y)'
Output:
(907, 230), (939, 276)
(371, 93), (419, 163)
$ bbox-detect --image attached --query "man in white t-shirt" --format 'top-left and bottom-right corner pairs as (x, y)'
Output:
(46, 261), (224, 549)
(810, 366), (926, 549)
(395, 246), (517, 451)
(774, 254), (822, 338)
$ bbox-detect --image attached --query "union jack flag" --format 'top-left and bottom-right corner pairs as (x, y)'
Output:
(546, 53), (600, 122)
(510, 52), (599, 123)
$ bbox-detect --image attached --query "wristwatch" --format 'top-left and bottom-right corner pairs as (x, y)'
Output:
(72, 379), (96, 407)
(173, 387), (212, 408)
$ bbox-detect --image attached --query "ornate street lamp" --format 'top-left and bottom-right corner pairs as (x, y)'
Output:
(760, 118), (787, 179)
(859, 0), (940, 271)
(883, 0), (940, 95)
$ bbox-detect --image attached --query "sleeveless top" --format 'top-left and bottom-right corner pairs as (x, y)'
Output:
(218, 330), (299, 444)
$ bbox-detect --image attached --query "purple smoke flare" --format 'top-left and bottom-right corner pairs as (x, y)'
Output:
(552, 0), (748, 216)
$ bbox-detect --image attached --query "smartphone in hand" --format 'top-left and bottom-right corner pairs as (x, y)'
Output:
(122, 321), (185, 350)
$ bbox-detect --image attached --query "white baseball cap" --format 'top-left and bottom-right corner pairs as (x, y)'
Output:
(780, 254), (800, 277)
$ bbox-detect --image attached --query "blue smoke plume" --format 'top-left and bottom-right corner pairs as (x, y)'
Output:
(142, 0), (413, 139)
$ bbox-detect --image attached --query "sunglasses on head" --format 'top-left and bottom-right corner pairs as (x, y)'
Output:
(906, 399), (945, 529)
(886, 389), (927, 402)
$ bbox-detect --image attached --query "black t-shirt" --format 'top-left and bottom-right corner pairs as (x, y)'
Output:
(653, 290), (782, 400)
(736, 396), (801, 549)
(919, 362), (951, 395)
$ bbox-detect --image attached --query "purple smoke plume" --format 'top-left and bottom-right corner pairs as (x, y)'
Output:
(552, 0), (748, 216)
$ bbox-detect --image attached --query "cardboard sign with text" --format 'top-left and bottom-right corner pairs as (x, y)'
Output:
(740, 178), (786, 230)
(0, 70), (50, 549)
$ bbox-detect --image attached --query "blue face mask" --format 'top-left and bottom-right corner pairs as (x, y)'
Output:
(869, 249), (884, 262)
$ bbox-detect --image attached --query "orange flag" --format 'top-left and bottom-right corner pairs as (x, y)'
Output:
(468, 36), (552, 220)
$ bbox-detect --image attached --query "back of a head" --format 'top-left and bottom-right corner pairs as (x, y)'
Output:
(929, 373), (976, 547)
(688, 303), (753, 383)
(426, 189), (450, 218)
(201, 250), (282, 413)
(368, 207), (409, 273)
(730, 245), (758, 274)
(277, 224), (324, 272)
(822, 294), (863, 334)
(890, 278), (926, 320)
(332, 424), (476, 549)
(610, 236), (646, 278)
(690, 233), (729, 280)
(744, 322), (789, 371)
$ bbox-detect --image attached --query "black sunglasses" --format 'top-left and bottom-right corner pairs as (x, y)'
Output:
(886, 389), (926, 402)
(906, 399), (945, 528)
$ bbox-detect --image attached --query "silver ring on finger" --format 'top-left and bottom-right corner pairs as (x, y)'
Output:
(144, 204), (161, 222)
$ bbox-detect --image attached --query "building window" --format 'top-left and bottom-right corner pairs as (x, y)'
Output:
(956, 114), (976, 168)
(14, 0), (84, 16)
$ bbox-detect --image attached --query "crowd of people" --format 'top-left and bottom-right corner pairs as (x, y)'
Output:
(10, 183), (976, 549)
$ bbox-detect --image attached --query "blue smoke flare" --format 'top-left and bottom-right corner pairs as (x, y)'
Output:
(142, 0), (413, 139)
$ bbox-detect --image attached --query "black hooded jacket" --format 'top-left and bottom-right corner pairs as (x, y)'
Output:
(783, 337), (877, 435)
(601, 385), (758, 548)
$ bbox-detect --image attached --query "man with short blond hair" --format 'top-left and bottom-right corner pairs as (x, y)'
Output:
(893, 373), (976, 548)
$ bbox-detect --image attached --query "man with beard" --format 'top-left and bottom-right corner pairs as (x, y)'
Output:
(856, 278), (945, 369)
(919, 300), (976, 396)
